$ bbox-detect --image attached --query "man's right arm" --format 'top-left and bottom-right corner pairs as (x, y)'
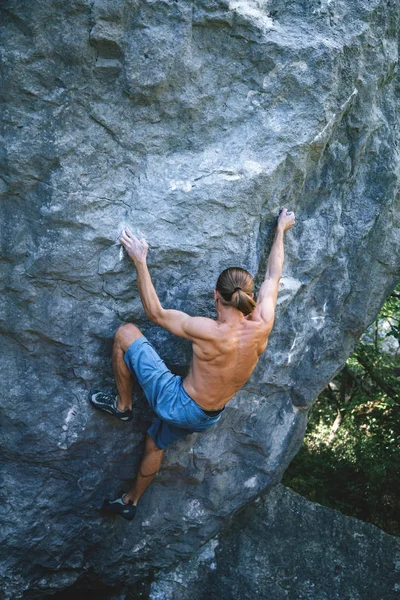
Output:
(120, 227), (217, 342)
(252, 208), (295, 332)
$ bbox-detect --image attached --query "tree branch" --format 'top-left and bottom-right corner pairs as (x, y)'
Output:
(355, 350), (399, 403)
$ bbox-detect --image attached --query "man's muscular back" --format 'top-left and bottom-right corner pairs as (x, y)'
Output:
(183, 315), (270, 409)
(120, 208), (295, 410)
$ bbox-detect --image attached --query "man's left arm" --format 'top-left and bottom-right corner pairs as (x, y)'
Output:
(120, 228), (215, 341)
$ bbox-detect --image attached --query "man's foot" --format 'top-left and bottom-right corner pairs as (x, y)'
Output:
(102, 494), (137, 521)
(89, 390), (133, 421)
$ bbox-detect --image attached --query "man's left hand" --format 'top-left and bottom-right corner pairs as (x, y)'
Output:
(120, 227), (149, 264)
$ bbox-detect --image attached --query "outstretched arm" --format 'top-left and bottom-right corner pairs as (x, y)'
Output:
(120, 228), (216, 341)
(252, 208), (295, 331)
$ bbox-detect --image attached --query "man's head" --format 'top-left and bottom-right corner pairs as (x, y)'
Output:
(215, 267), (256, 316)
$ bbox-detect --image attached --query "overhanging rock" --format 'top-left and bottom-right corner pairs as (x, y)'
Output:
(1, 0), (399, 597)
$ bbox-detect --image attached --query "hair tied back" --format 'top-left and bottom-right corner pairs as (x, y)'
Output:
(216, 267), (256, 316)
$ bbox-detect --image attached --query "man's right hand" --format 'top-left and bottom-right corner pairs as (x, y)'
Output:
(120, 227), (149, 265)
(277, 207), (295, 232)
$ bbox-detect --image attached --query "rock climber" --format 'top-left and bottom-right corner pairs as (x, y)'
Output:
(90, 208), (295, 520)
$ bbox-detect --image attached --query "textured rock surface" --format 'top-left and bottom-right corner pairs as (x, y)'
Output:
(148, 485), (400, 600)
(1, 0), (399, 597)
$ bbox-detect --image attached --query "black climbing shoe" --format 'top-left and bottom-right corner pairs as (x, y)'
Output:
(102, 494), (137, 521)
(89, 390), (133, 422)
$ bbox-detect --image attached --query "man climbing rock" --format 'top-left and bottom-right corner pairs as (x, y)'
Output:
(90, 208), (295, 520)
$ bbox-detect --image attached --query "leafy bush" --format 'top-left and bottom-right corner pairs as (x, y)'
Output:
(283, 284), (400, 536)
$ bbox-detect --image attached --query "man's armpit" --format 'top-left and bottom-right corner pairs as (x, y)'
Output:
(252, 298), (275, 331)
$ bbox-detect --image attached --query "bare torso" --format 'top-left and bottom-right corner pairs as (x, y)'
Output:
(120, 208), (295, 412)
(183, 314), (269, 410)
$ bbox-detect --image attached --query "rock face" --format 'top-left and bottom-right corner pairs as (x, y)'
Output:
(148, 485), (400, 600)
(1, 0), (399, 597)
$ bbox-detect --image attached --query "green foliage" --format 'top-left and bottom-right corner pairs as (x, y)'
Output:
(283, 283), (400, 536)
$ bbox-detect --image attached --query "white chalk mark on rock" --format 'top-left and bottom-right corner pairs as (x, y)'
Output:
(229, 0), (274, 30)
(244, 476), (257, 488)
(169, 180), (192, 192)
(243, 160), (263, 175)
(187, 499), (206, 519)
(288, 335), (298, 364)
(58, 405), (80, 450)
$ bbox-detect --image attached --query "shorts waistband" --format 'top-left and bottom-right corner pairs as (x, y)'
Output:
(180, 378), (225, 416)
(201, 406), (225, 416)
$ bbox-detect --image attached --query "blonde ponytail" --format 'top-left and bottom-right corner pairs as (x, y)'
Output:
(216, 268), (256, 316)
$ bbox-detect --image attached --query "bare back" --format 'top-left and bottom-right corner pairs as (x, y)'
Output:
(121, 209), (294, 419)
(183, 316), (270, 410)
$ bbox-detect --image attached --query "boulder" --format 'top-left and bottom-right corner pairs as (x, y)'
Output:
(148, 485), (400, 600)
(1, 0), (399, 597)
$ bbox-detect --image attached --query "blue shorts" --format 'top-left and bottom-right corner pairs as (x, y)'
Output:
(124, 336), (224, 449)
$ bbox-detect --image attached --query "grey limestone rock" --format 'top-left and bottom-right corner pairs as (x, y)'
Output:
(148, 485), (400, 600)
(1, 0), (399, 597)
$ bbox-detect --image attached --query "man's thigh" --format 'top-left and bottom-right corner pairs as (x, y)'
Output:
(124, 336), (175, 414)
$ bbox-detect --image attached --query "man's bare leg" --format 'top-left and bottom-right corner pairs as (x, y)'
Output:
(101, 326), (163, 518)
(113, 325), (164, 505)
(123, 434), (164, 506)
(112, 323), (143, 411)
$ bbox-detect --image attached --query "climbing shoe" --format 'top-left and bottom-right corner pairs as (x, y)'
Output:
(102, 494), (137, 521)
(89, 390), (133, 422)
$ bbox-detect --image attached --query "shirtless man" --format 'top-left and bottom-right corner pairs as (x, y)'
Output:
(90, 208), (295, 520)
